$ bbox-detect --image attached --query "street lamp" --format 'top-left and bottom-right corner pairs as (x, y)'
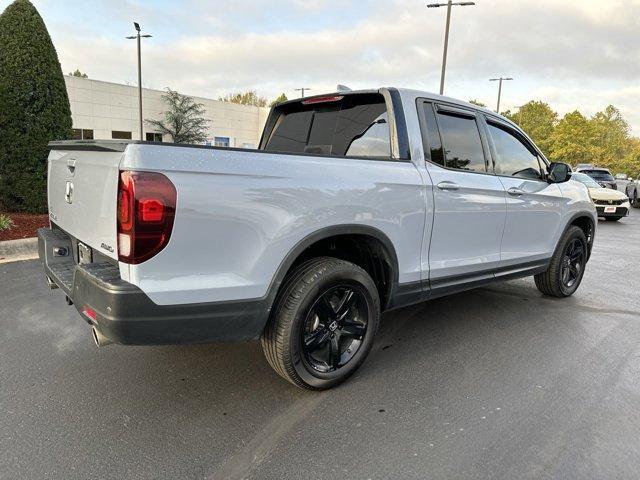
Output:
(126, 22), (152, 141)
(489, 77), (513, 113)
(427, 1), (475, 95)
(295, 87), (311, 98)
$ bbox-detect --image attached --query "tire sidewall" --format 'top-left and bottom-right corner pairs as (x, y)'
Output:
(288, 265), (380, 389)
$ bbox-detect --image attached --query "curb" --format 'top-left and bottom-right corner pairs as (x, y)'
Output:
(0, 237), (38, 263)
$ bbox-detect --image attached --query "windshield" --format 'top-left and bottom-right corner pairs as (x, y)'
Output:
(581, 169), (614, 182)
(572, 172), (602, 188)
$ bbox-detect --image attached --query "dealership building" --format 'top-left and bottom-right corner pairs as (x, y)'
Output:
(65, 75), (270, 148)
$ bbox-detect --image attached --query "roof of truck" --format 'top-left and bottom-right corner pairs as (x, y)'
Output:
(282, 87), (514, 125)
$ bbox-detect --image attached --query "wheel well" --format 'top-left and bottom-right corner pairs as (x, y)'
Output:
(286, 234), (395, 308)
(571, 215), (595, 248)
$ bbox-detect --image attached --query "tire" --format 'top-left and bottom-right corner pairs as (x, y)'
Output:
(261, 257), (380, 390)
(605, 217), (622, 222)
(534, 225), (588, 298)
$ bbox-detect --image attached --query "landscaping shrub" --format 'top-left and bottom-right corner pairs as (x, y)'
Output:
(0, 0), (72, 213)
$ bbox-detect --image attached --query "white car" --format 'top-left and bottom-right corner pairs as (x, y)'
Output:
(571, 172), (631, 221)
(38, 88), (597, 389)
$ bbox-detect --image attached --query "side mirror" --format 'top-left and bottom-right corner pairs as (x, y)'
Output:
(548, 162), (571, 183)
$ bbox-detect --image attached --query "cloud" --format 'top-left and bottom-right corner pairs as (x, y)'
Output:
(4, 0), (640, 133)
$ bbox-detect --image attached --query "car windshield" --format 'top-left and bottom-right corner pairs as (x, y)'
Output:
(582, 169), (614, 181)
(572, 172), (602, 188)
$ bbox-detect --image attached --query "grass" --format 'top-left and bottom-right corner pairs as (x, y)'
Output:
(0, 213), (14, 231)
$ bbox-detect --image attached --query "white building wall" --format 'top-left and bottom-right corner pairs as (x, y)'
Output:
(65, 76), (270, 148)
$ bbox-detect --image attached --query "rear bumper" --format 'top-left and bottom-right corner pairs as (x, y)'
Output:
(37, 228), (269, 345)
(595, 206), (629, 218)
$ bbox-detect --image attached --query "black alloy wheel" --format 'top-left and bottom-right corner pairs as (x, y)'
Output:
(560, 237), (585, 289)
(301, 285), (368, 373)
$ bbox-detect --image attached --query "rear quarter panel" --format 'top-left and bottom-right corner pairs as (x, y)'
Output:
(120, 144), (426, 305)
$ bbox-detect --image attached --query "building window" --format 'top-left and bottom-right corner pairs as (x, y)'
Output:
(72, 129), (94, 140)
(145, 132), (163, 142)
(214, 136), (230, 147)
(112, 131), (132, 140)
(242, 143), (255, 149)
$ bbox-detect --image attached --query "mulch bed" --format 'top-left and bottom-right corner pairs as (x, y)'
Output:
(0, 212), (49, 241)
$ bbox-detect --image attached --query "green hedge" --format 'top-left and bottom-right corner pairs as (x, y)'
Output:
(0, 0), (72, 213)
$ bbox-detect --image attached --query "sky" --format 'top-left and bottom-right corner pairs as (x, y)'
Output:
(2, 0), (640, 134)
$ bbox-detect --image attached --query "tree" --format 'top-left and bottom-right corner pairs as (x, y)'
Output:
(591, 105), (630, 170)
(619, 138), (640, 178)
(468, 99), (486, 108)
(547, 111), (601, 165)
(270, 93), (288, 107)
(68, 69), (88, 78)
(145, 88), (209, 144)
(0, 0), (72, 212)
(219, 90), (268, 107)
(504, 101), (557, 157)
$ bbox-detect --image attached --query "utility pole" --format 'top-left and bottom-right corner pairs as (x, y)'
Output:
(295, 87), (311, 98)
(127, 22), (152, 140)
(489, 77), (513, 113)
(427, 1), (476, 95)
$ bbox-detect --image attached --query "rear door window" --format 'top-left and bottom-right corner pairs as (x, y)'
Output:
(264, 94), (391, 159)
(418, 101), (445, 166)
(436, 111), (487, 173)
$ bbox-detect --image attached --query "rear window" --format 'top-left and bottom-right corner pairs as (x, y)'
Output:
(263, 93), (391, 159)
(582, 169), (614, 182)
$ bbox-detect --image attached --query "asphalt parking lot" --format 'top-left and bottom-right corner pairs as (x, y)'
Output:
(1, 210), (639, 480)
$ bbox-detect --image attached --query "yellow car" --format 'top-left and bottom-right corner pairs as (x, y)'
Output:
(571, 172), (630, 221)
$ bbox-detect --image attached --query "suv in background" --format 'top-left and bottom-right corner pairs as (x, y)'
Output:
(575, 166), (617, 190)
(627, 178), (640, 208)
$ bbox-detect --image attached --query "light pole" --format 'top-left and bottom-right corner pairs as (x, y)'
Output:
(127, 22), (152, 141)
(427, 1), (475, 95)
(295, 87), (311, 98)
(489, 77), (513, 113)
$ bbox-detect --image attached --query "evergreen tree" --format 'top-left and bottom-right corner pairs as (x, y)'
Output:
(0, 0), (72, 212)
(145, 88), (209, 144)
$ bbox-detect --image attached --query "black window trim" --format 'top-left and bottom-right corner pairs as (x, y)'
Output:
(416, 98), (494, 176)
(481, 115), (548, 183)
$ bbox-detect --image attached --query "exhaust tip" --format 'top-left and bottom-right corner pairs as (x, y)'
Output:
(91, 327), (113, 347)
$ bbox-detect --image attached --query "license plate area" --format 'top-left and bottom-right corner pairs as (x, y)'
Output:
(78, 242), (93, 264)
(604, 206), (617, 213)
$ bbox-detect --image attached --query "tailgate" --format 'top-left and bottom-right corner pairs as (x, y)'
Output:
(47, 141), (129, 260)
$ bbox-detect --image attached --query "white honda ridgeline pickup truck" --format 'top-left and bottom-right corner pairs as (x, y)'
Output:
(38, 88), (597, 389)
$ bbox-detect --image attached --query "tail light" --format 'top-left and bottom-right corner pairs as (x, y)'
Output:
(117, 171), (177, 264)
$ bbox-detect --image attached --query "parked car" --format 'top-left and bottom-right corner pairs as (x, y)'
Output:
(37, 88), (597, 390)
(571, 172), (630, 221)
(615, 173), (628, 180)
(626, 178), (640, 208)
(575, 166), (618, 190)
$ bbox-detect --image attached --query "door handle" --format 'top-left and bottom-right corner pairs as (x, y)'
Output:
(437, 181), (460, 191)
(507, 187), (525, 196)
